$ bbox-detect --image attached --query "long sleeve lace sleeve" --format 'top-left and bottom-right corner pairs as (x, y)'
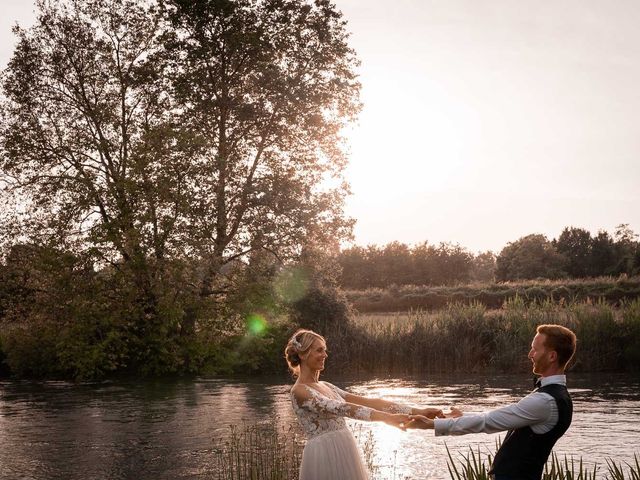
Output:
(384, 402), (413, 414)
(322, 381), (413, 414)
(293, 385), (375, 421)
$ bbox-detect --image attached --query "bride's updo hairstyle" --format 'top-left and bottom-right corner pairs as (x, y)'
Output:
(285, 329), (325, 376)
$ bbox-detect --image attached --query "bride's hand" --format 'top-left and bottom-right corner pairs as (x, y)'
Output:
(416, 407), (445, 419)
(404, 415), (434, 429)
(384, 413), (410, 430)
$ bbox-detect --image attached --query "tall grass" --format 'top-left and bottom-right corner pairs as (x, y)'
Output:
(331, 298), (640, 375)
(447, 446), (640, 480)
(211, 422), (303, 479)
(446, 444), (493, 480)
(607, 454), (640, 480)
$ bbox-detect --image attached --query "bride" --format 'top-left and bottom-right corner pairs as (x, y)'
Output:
(285, 328), (445, 480)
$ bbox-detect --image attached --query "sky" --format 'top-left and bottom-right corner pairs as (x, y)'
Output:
(2, 0), (639, 253)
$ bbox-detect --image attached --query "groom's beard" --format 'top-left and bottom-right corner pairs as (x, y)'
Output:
(532, 356), (550, 375)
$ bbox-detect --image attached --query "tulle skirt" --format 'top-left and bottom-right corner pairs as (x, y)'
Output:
(299, 428), (370, 480)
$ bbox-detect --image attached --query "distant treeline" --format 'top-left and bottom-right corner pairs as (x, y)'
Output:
(337, 225), (640, 289)
(345, 277), (640, 313)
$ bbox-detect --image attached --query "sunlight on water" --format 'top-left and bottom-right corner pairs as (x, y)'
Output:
(343, 376), (640, 479)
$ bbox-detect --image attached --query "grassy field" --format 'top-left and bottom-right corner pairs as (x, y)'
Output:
(345, 276), (640, 313)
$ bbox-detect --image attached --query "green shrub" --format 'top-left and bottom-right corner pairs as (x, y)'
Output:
(291, 285), (352, 336)
(0, 324), (62, 378)
(552, 286), (573, 303)
(525, 286), (549, 302)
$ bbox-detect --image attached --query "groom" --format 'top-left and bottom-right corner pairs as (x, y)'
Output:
(407, 324), (577, 480)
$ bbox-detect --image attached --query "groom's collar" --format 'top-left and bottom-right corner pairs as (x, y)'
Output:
(539, 374), (566, 387)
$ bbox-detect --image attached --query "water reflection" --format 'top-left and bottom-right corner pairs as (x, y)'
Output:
(342, 373), (640, 479)
(0, 373), (639, 479)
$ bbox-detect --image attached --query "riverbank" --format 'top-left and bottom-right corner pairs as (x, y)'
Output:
(2, 295), (639, 380)
(345, 276), (640, 313)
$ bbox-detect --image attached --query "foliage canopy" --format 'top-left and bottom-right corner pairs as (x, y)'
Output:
(0, 0), (360, 378)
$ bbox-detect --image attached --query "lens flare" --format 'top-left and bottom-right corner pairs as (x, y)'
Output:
(274, 267), (310, 303)
(246, 314), (267, 336)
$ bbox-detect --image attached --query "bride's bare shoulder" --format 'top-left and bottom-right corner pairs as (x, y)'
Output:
(290, 382), (311, 399)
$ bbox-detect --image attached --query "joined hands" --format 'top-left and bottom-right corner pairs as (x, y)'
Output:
(384, 407), (462, 430)
(403, 407), (463, 430)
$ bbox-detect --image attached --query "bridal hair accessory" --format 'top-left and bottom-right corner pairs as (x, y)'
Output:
(291, 337), (303, 351)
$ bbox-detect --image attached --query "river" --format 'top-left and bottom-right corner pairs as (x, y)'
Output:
(1, 373), (639, 479)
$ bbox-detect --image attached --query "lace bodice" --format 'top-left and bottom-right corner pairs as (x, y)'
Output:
(290, 382), (373, 439)
(290, 381), (412, 439)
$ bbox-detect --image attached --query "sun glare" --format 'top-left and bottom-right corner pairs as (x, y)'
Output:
(344, 73), (479, 198)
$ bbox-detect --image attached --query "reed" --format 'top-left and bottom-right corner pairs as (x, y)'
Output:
(211, 422), (303, 480)
(351, 425), (379, 477)
(606, 453), (640, 480)
(446, 444), (493, 480)
(446, 446), (640, 480)
(331, 299), (640, 375)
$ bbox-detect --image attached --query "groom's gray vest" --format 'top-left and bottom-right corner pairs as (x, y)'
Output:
(489, 383), (573, 480)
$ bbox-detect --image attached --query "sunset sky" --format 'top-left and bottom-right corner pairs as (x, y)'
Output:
(2, 0), (639, 253)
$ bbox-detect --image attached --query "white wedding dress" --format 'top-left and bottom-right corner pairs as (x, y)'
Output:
(290, 381), (410, 480)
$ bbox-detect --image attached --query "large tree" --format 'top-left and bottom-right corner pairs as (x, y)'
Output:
(0, 0), (360, 376)
(555, 227), (592, 278)
(0, 0), (184, 308)
(612, 224), (640, 276)
(495, 234), (566, 282)
(162, 0), (359, 299)
(590, 230), (616, 276)
(470, 250), (496, 283)
(1, 0), (359, 309)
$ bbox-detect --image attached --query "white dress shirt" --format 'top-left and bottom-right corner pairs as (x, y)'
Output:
(434, 375), (566, 436)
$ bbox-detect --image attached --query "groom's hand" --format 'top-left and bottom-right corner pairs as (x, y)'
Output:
(416, 407), (445, 419)
(404, 415), (434, 429)
(445, 407), (463, 418)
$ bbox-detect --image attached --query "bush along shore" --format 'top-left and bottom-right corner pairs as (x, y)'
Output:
(345, 276), (640, 313)
(3, 297), (639, 380)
